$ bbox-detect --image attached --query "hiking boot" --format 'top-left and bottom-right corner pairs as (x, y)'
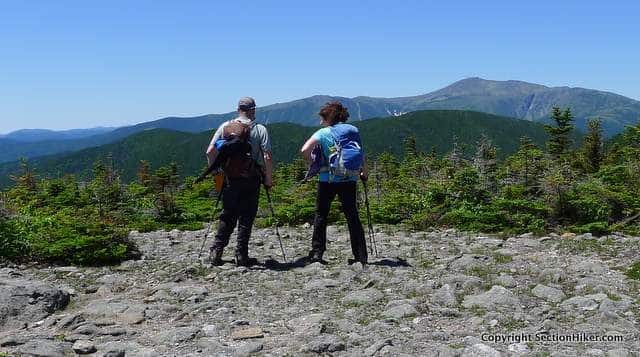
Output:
(235, 253), (256, 267)
(209, 249), (224, 266)
(308, 251), (323, 263)
(348, 257), (368, 266)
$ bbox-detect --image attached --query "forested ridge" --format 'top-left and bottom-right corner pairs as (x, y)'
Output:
(0, 110), (570, 187)
(1, 107), (639, 274)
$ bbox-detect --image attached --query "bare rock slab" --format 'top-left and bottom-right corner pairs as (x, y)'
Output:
(286, 313), (326, 336)
(494, 274), (517, 288)
(532, 284), (566, 303)
(342, 288), (383, 305)
(462, 285), (521, 311)
(304, 278), (340, 290)
(561, 293), (607, 312)
(303, 334), (346, 353)
(72, 339), (97, 354)
(234, 341), (263, 357)
(432, 284), (457, 307)
(448, 255), (491, 272)
(382, 304), (418, 319)
(231, 327), (264, 340)
(17, 339), (73, 357)
(155, 326), (200, 344)
(0, 277), (70, 329)
(461, 343), (502, 357)
(82, 300), (146, 325)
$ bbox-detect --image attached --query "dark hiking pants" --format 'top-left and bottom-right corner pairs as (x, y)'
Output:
(311, 181), (368, 263)
(211, 177), (260, 257)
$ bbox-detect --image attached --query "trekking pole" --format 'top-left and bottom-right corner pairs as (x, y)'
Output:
(362, 180), (379, 257)
(197, 185), (224, 261)
(265, 188), (288, 262)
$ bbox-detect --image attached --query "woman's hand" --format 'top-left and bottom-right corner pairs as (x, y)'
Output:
(360, 155), (369, 181)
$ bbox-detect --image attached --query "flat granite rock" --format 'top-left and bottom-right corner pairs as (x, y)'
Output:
(231, 327), (264, 340)
(0, 277), (70, 329)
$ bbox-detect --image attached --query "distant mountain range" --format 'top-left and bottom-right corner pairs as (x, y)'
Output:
(0, 127), (115, 142)
(0, 110), (573, 187)
(0, 77), (637, 164)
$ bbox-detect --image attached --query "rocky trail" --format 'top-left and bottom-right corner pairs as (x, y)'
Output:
(1, 225), (639, 356)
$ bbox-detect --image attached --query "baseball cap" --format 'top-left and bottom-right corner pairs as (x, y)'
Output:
(238, 97), (256, 110)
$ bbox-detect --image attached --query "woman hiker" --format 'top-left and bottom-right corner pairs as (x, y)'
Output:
(300, 101), (369, 265)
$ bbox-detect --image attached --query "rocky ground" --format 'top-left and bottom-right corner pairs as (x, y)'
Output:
(1, 225), (640, 356)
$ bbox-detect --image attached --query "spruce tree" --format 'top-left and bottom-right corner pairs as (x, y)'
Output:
(473, 134), (498, 192)
(582, 118), (604, 173)
(10, 158), (37, 192)
(544, 107), (574, 159)
(137, 160), (152, 187)
(90, 159), (123, 219)
(152, 162), (181, 222)
(448, 135), (464, 169)
(403, 135), (418, 158)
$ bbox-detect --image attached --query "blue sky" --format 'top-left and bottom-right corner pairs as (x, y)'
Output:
(1, 0), (638, 133)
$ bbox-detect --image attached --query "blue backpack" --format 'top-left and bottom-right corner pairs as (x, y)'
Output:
(328, 124), (364, 179)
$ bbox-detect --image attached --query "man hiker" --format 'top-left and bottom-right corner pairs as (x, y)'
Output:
(205, 97), (273, 266)
(300, 101), (369, 265)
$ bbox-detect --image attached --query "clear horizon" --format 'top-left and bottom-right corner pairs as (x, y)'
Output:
(1, 1), (638, 133)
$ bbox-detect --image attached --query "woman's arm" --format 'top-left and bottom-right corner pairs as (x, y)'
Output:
(300, 136), (319, 162)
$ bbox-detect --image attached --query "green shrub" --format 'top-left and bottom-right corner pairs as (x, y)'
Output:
(440, 206), (504, 232)
(0, 216), (27, 260)
(18, 211), (140, 265)
(570, 221), (610, 236)
(626, 261), (640, 280)
(565, 179), (635, 224)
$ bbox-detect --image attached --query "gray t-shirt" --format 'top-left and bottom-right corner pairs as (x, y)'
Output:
(208, 116), (272, 166)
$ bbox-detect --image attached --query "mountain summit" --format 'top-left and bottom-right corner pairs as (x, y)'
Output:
(408, 77), (640, 133)
(133, 77), (638, 135)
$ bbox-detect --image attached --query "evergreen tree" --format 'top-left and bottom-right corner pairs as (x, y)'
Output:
(10, 158), (37, 192)
(581, 118), (604, 173)
(377, 152), (398, 180)
(152, 162), (181, 222)
(90, 158), (123, 219)
(503, 136), (545, 189)
(403, 135), (418, 158)
(137, 160), (152, 187)
(473, 134), (498, 192)
(541, 161), (575, 223)
(447, 135), (465, 169)
(544, 107), (574, 159)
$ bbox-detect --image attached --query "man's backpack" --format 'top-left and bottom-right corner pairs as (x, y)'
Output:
(328, 124), (364, 180)
(215, 120), (257, 178)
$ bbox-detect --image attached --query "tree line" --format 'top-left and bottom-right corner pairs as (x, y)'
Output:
(1, 107), (639, 265)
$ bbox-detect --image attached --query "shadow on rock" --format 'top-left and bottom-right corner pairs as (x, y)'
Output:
(258, 257), (313, 271)
(369, 257), (412, 268)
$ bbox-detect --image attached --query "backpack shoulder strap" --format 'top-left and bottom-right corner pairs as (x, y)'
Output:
(328, 125), (341, 147)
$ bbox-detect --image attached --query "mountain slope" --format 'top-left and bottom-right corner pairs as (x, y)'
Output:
(405, 78), (640, 134)
(0, 127), (116, 142)
(0, 110), (567, 187)
(1, 77), (635, 164)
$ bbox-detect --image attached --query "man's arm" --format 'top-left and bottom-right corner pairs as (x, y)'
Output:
(206, 145), (217, 166)
(259, 125), (274, 189)
(206, 125), (225, 166)
(263, 151), (273, 188)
